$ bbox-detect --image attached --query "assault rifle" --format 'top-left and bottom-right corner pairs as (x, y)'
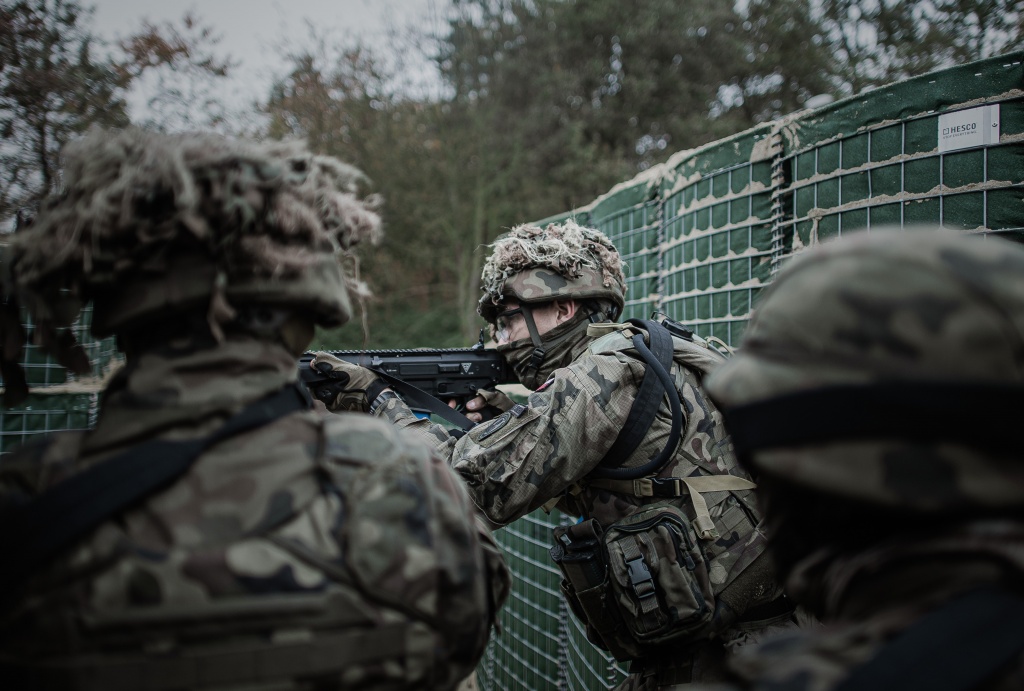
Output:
(299, 335), (515, 429)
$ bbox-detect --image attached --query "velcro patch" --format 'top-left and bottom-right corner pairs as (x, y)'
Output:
(477, 411), (512, 440)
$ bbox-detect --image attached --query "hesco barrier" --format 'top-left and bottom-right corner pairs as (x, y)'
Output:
(479, 51), (1024, 690)
(0, 304), (120, 455)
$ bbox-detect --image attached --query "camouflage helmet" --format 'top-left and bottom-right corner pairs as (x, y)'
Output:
(7, 127), (381, 342)
(478, 219), (627, 322)
(705, 227), (1024, 514)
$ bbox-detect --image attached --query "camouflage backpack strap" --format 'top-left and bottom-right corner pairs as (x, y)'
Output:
(588, 318), (682, 481)
(0, 383), (312, 603)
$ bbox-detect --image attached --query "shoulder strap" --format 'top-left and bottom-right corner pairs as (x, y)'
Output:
(0, 384), (312, 600)
(836, 587), (1024, 691)
(590, 319), (683, 480)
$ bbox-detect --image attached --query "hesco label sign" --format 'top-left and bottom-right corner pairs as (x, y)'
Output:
(938, 104), (1000, 153)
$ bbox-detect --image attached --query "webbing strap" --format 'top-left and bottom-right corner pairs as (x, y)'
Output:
(0, 384), (311, 599)
(836, 587), (1024, 691)
(587, 475), (756, 541)
(680, 476), (756, 541)
(0, 625), (411, 691)
(620, 537), (662, 634)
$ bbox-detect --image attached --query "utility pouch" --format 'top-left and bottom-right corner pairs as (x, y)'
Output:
(552, 504), (715, 661)
(550, 519), (633, 660)
(604, 502), (714, 651)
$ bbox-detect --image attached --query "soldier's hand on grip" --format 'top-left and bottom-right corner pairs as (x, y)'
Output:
(461, 388), (516, 424)
(308, 352), (384, 412)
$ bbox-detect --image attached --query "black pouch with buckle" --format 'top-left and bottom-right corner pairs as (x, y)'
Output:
(552, 503), (715, 662)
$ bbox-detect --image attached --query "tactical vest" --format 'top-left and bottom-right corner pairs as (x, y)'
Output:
(549, 319), (774, 662)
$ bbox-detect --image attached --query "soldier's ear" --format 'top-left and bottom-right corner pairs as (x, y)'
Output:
(553, 299), (577, 324)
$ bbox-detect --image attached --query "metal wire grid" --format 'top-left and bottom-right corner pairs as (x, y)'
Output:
(16, 307), (120, 387)
(659, 158), (776, 347)
(593, 199), (662, 321)
(0, 393), (99, 455)
(773, 95), (1024, 267)
(479, 510), (628, 691)
(0, 306), (120, 455)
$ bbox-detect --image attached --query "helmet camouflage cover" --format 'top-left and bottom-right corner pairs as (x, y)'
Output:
(705, 227), (1024, 513)
(6, 127), (381, 344)
(478, 219), (627, 322)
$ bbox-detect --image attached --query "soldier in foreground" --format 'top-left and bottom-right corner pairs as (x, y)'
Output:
(0, 128), (509, 690)
(312, 221), (797, 688)
(699, 228), (1024, 689)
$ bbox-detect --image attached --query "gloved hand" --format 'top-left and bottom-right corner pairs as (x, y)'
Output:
(463, 387), (518, 424)
(307, 352), (385, 412)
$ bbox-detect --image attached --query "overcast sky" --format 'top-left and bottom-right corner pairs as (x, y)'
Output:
(90, 0), (448, 119)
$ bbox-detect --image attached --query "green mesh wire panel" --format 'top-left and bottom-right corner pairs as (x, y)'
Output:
(659, 126), (778, 347)
(481, 52), (1024, 691)
(777, 52), (1024, 260)
(17, 305), (121, 387)
(0, 392), (99, 455)
(0, 304), (121, 455)
(588, 177), (662, 321)
(478, 510), (628, 691)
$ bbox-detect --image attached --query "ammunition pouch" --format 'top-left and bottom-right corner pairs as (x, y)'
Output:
(551, 502), (714, 662)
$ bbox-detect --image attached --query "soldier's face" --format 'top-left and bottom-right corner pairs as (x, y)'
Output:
(494, 299), (576, 344)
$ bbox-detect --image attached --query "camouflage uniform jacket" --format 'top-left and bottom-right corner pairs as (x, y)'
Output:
(377, 324), (782, 673)
(0, 337), (510, 691)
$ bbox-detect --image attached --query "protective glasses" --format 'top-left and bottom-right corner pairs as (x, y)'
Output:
(494, 307), (525, 343)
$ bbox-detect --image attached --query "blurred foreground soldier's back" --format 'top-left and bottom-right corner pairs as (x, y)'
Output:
(0, 128), (509, 690)
(701, 228), (1024, 690)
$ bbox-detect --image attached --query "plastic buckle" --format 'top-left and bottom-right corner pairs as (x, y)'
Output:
(650, 477), (684, 497)
(627, 556), (654, 589)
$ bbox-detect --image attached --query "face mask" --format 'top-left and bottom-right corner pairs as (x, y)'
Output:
(497, 310), (592, 389)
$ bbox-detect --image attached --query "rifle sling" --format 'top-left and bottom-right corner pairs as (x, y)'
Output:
(0, 384), (312, 598)
(371, 369), (477, 431)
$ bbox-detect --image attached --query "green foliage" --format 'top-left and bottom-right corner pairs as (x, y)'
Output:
(816, 0), (1024, 95)
(263, 30), (510, 345)
(116, 13), (236, 132)
(312, 303), (471, 350)
(0, 0), (131, 226)
(0, 1), (236, 230)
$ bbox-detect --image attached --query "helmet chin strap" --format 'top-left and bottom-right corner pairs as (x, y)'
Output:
(520, 305), (547, 374)
(520, 303), (610, 377)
